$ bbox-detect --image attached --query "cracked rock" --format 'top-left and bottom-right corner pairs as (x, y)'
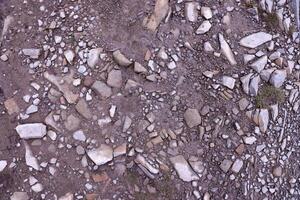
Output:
(170, 155), (199, 182)
(87, 144), (113, 166)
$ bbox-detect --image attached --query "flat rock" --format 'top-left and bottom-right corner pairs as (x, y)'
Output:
(24, 141), (40, 170)
(240, 32), (272, 48)
(73, 130), (86, 142)
(22, 48), (41, 59)
(269, 69), (286, 88)
(87, 48), (102, 68)
(219, 34), (237, 65)
(220, 159), (232, 173)
(113, 50), (132, 67)
(4, 98), (20, 115)
(196, 21), (212, 34)
(87, 144), (113, 166)
(107, 69), (122, 88)
(184, 108), (201, 128)
(250, 55), (267, 73)
(16, 123), (47, 139)
(64, 114), (80, 131)
(170, 155), (199, 182)
(231, 159), (243, 173)
(10, 192), (29, 200)
(92, 80), (112, 98)
(222, 76), (236, 89)
(75, 99), (92, 119)
(0, 160), (7, 172)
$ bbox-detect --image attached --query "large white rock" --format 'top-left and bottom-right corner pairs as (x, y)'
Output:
(16, 123), (47, 139)
(170, 155), (199, 182)
(87, 48), (102, 68)
(10, 192), (29, 200)
(0, 160), (7, 172)
(250, 55), (267, 73)
(219, 34), (237, 65)
(222, 76), (236, 89)
(87, 144), (113, 166)
(196, 21), (212, 34)
(249, 75), (260, 96)
(24, 141), (40, 170)
(240, 32), (272, 48)
(22, 48), (41, 59)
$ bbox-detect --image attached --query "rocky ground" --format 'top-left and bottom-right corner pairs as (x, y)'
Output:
(1, 0), (300, 199)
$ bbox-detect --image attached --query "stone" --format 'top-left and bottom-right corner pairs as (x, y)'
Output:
(238, 98), (249, 111)
(87, 144), (113, 166)
(31, 183), (43, 193)
(144, 0), (169, 31)
(222, 76), (235, 89)
(201, 7), (212, 19)
(0, 160), (7, 172)
(87, 48), (102, 68)
(184, 108), (201, 128)
(123, 116), (132, 132)
(220, 159), (232, 173)
(10, 192), (29, 200)
(260, 68), (275, 82)
(4, 98), (20, 115)
(269, 70), (286, 88)
(240, 32), (272, 48)
(249, 75), (260, 96)
(113, 143), (127, 157)
(0, 54), (8, 61)
(196, 21), (212, 34)
(26, 104), (38, 114)
(219, 34), (237, 65)
(16, 123), (47, 139)
(75, 99), (92, 119)
(204, 41), (214, 52)
(243, 136), (257, 145)
(240, 73), (253, 94)
(107, 69), (122, 88)
(170, 155), (199, 182)
(64, 114), (80, 131)
(135, 154), (159, 174)
(64, 50), (75, 64)
(92, 80), (112, 99)
(24, 141), (40, 170)
(22, 48), (41, 59)
(185, 2), (198, 22)
(58, 193), (74, 200)
(134, 62), (147, 73)
(113, 50), (132, 67)
(231, 159), (243, 173)
(273, 166), (283, 177)
(258, 109), (269, 133)
(270, 104), (278, 120)
(250, 55), (267, 73)
(73, 130), (86, 142)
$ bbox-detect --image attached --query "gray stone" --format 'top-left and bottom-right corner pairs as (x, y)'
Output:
(113, 50), (132, 67)
(134, 62), (147, 73)
(269, 69), (286, 88)
(249, 75), (260, 96)
(231, 159), (243, 173)
(219, 34), (237, 65)
(75, 99), (92, 119)
(64, 114), (80, 131)
(260, 68), (275, 82)
(196, 21), (212, 34)
(240, 73), (253, 95)
(240, 32), (272, 48)
(201, 7), (212, 19)
(185, 2), (199, 22)
(73, 130), (86, 142)
(24, 141), (40, 170)
(10, 192), (29, 200)
(16, 123), (47, 139)
(0, 160), (7, 172)
(92, 80), (112, 98)
(87, 48), (102, 68)
(170, 155), (199, 182)
(222, 76), (236, 89)
(258, 109), (269, 133)
(250, 55), (267, 73)
(87, 144), (113, 166)
(220, 159), (232, 173)
(184, 108), (201, 128)
(64, 50), (75, 64)
(107, 69), (122, 88)
(22, 48), (41, 59)
(135, 154), (159, 174)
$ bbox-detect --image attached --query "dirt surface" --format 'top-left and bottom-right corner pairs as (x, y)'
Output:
(1, 0), (300, 199)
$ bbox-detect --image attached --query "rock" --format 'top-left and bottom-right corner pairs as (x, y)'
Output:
(64, 50), (75, 64)
(31, 183), (43, 193)
(10, 192), (29, 200)
(273, 166), (283, 177)
(113, 143), (127, 157)
(26, 104), (38, 114)
(167, 61), (177, 70)
(231, 159), (243, 173)
(58, 193), (74, 200)
(258, 109), (269, 133)
(0, 54), (8, 61)
(64, 114), (80, 131)
(87, 144), (113, 166)
(75, 99), (92, 119)
(73, 130), (86, 142)
(270, 104), (278, 120)
(125, 79), (141, 90)
(220, 159), (232, 173)
(135, 154), (159, 174)
(24, 141), (40, 170)
(222, 76), (235, 89)
(243, 136), (257, 145)
(185, 2), (198, 22)
(22, 48), (41, 59)
(87, 48), (102, 68)
(134, 62), (147, 73)
(16, 123), (46, 139)
(113, 50), (132, 67)
(201, 7), (212, 19)
(240, 32), (272, 48)
(260, 68), (275, 82)
(269, 70), (286, 88)
(196, 21), (212, 34)
(123, 116), (132, 132)
(0, 160), (7, 172)
(189, 160), (205, 174)
(92, 80), (112, 98)
(144, 0), (169, 31)
(249, 75), (260, 96)
(44, 71), (79, 104)
(4, 98), (20, 115)
(240, 73), (253, 94)
(1, 15), (14, 44)
(170, 155), (199, 182)
(203, 192), (211, 200)
(107, 69), (122, 88)
(238, 98), (249, 111)
(250, 55), (267, 73)
(219, 34), (237, 65)
(184, 108), (202, 128)
(204, 41), (214, 52)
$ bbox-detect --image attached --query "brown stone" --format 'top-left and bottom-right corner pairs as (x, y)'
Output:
(235, 144), (245, 155)
(4, 98), (20, 115)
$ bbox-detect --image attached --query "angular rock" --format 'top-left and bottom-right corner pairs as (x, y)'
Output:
(240, 32), (272, 48)
(260, 68), (275, 82)
(64, 114), (80, 131)
(170, 155), (199, 182)
(4, 98), (20, 115)
(250, 55), (267, 73)
(258, 109), (269, 133)
(75, 99), (92, 119)
(64, 50), (75, 64)
(10, 192), (29, 200)
(196, 21), (212, 34)
(58, 193), (74, 200)
(269, 69), (286, 88)
(92, 80), (112, 98)
(184, 108), (201, 128)
(87, 144), (113, 166)
(249, 75), (260, 96)
(87, 48), (102, 68)
(201, 7), (212, 19)
(222, 76), (236, 89)
(240, 73), (253, 94)
(0, 160), (7, 172)
(135, 154), (159, 174)
(73, 130), (86, 142)
(219, 34), (237, 65)
(16, 123), (47, 139)
(134, 62), (147, 73)
(144, 0), (169, 31)
(22, 48), (41, 59)
(113, 143), (127, 157)
(185, 2), (198, 22)
(107, 69), (122, 88)
(113, 50), (132, 67)
(220, 159), (232, 173)
(24, 141), (40, 170)
(231, 159), (243, 173)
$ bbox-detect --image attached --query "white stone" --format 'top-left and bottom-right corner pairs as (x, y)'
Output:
(185, 2), (199, 22)
(222, 76), (236, 89)
(170, 155), (199, 182)
(240, 32), (272, 48)
(113, 50), (132, 67)
(0, 160), (7, 172)
(219, 34), (237, 65)
(64, 50), (75, 64)
(24, 141), (40, 170)
(54, 36), (62, 44)
(184, 108), (201, 128)
(196, 21), (212, 34)
(26, 105), (38, 114)
(16, 123), (47, 139)
(87, 144), (113, 166)
(10, 192), (29, 200)
(73, 130), (86, 142)
(201, 7), (212, 19)
(231, 159), (243, 173)
(22, 48), (41, 59)
(269, 70), (286, 88)
(167, 61), (177, 69)
(250, 55), (267, 73)
(243, 136), (257, 144)
(87, 48), (102, 68)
